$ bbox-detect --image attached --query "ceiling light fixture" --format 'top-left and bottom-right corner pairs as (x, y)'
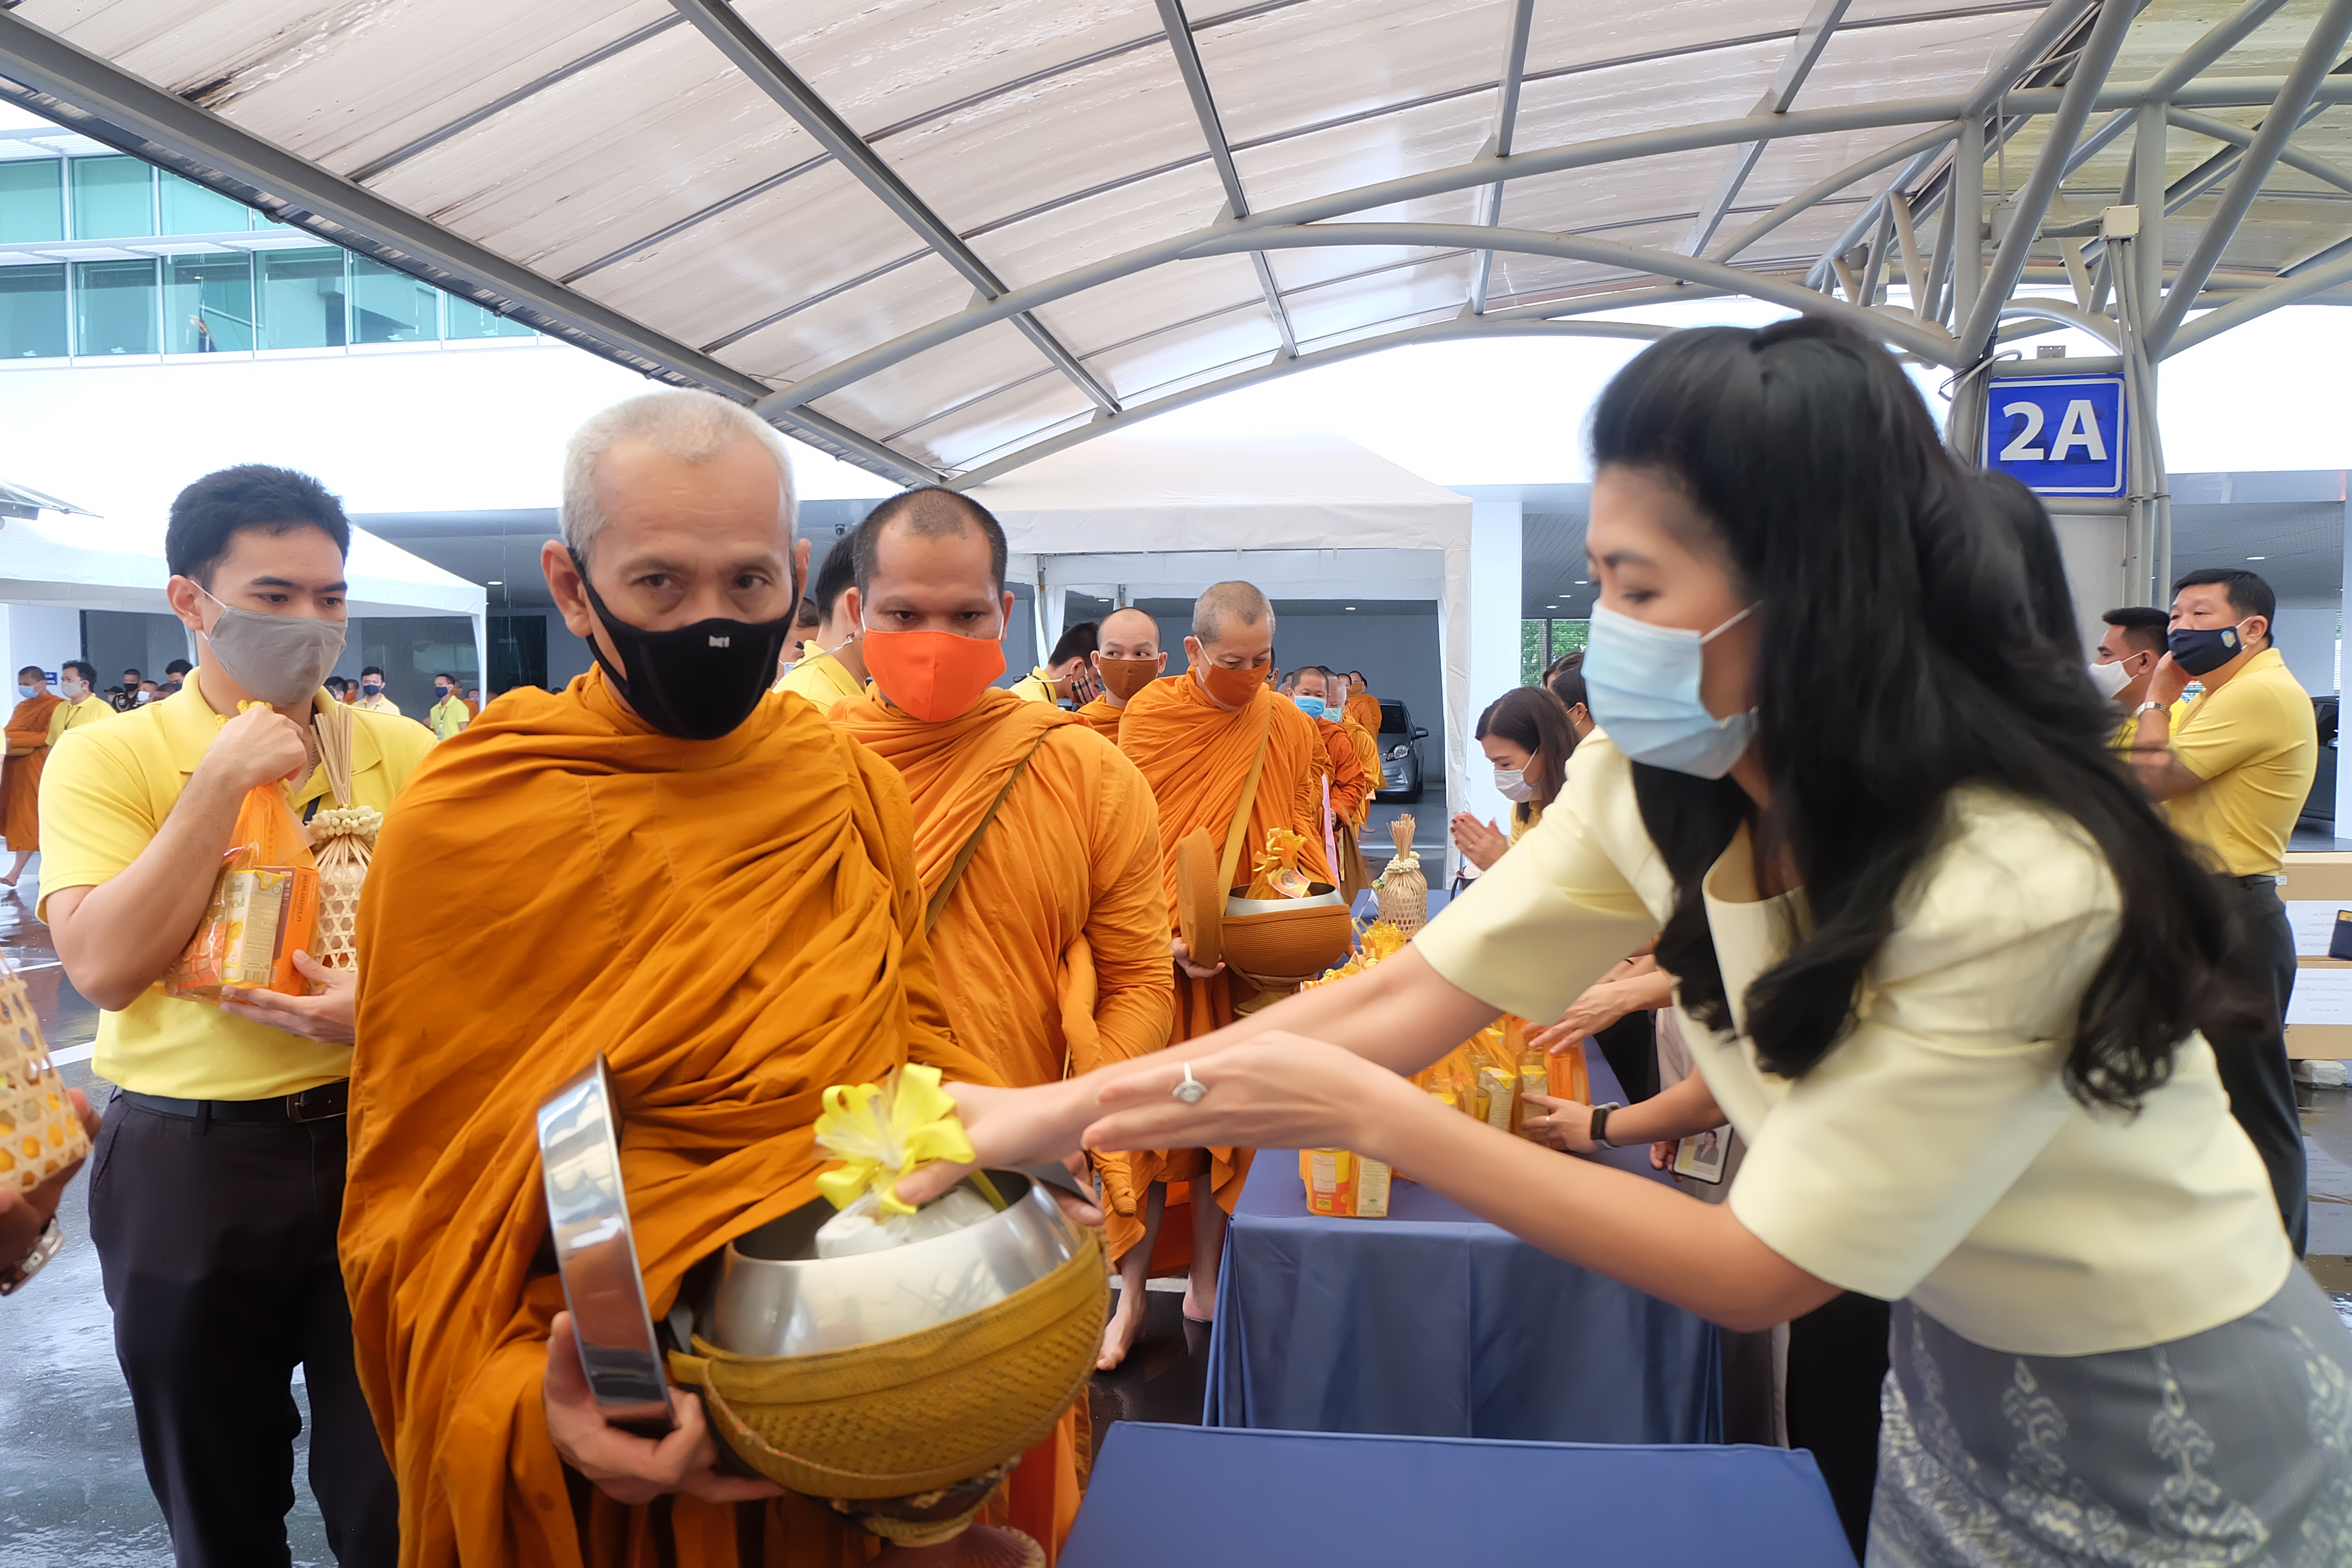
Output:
(2247, 555), (2266, 561)
(1346, 605), (1357, 610)
(486, 579), (502, 585)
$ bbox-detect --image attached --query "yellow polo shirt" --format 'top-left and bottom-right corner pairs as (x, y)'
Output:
(45, 694), (114, 745)
(2163, 647), (2317, 878)
(36, 669), (436, 1100)
(1009, 669), (1057, 704)
(774, 648), (863, 706)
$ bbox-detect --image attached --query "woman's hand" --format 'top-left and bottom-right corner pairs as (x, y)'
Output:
(1528, 963), (1673, 1055)
(1082, 1031), (1425, 1162)
(893, 1080), (1100, 1208)
(1448, 812), (1507, 872)
(1519, 1092), (1595, 1153)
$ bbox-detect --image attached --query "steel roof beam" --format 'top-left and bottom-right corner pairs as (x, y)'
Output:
(1954, 0), (2144, 361)
(1711, 123), (1959, 263)
(2150, 0), (2352, 351)
(1965, 0), (2102, 118)
(1681, 0), (1854, 257)
(1468, 0), (1538, 315)
(1152, 0), (1298, 357)
(2147, 0), (2298, 101)
(0, 6), (943, 489)
(666, 0), (1121, 417)
(2166, 242), (2352, 355)
(2165, 102), (2352, 201)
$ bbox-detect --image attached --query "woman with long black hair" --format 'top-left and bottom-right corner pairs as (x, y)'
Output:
(917, 317), (2352, 1564)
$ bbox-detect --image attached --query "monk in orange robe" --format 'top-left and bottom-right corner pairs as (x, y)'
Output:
(829, 488), (1172, 1439)
(1071, 607), (1164, 743)
(1115, 582), (1329, 1321)
(2, 666), (61, 885)
(342, 392), (1054, 1568)
(1294, 666), (1372, 902)
(1342, 670), (1382, 738)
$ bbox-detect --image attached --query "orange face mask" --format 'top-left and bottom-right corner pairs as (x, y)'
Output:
(1194, 660), (1266, 709)
(863, 628), (1006, 722)
(1095, 656), (1160, 701)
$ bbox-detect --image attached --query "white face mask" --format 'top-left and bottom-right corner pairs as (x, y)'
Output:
(1493, 766), (1536, 803)
(2087, 657), (2134, 699)
(61, 678), (88, 699)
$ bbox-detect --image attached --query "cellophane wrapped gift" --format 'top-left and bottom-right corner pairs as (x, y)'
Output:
(163, 781), (318, 1002)
(309, 804), (381, 971)
(0, 948), (89, 1194)
(811, 1065), (997, 1257)
(1373, 814), (1426, 933)
(1244, 827), (1314, 899)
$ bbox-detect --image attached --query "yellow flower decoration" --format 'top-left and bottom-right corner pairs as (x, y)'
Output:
(812, 1063), (976, 1215)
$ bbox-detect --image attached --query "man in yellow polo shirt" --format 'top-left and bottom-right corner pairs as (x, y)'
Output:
(2091, 605), (2168, 754)
(774, 527), (868, 707)
(45, 660), (115, 745)
(38, 463), (432, 1567)
(2129, 565), (2316, 1253)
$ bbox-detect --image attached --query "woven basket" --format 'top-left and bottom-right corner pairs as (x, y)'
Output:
(0, 951), (89, 1194)
(1375, 854), (1428, 935)
(669, 1223), (1105, 1500)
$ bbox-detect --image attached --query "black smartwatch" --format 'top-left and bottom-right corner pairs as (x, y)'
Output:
(1589, 1101), (1624, 1151)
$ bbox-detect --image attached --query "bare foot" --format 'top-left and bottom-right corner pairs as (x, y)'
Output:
(1099, 1283), (1147, 1370)
(875, 1524), (1041, 1568)
(1181, 1275), (1214, 1325)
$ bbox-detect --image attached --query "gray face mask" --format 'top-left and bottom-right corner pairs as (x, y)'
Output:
(195, 584), (346, 708)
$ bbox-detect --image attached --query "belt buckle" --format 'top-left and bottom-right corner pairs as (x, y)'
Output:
(287, 1085), (343, 1123)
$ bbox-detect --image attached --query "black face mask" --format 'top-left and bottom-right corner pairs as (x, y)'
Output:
(571, 551), (793, 741)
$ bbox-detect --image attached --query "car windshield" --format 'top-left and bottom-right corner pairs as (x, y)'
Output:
(1379, 701), (1407, 735)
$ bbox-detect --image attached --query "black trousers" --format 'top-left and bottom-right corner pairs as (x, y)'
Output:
(1591, 1010), (1658, 1103)
(1785, 1291), (1892, 1561)
(86, 1096), (397, 1568)
(2207, 874), (2308, 1256)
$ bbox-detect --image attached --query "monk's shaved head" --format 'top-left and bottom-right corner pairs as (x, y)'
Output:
(855, 487), (1007, 593)
(1101, 606), (1160, 651)
(1193, 581), (1273, 645)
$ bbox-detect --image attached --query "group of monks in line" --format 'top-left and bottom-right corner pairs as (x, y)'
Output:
(337, 390), (1402, 1567)
(0, 662), (127, 886)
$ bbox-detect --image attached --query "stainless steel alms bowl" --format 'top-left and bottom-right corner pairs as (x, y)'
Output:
(704, 1170), (1089, 1359)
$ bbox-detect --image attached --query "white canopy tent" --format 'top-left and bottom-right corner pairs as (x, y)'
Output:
(0, 512), (491, 680)
(970, 430), (1480, 826)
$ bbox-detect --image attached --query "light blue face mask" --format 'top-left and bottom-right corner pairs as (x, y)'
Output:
(1582, 599), (1759, 779)
(1294, 694), (1327, 719)
(14, 684), (34, 700)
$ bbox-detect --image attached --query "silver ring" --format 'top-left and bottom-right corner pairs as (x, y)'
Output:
(1172, 1062), (1207, 1105)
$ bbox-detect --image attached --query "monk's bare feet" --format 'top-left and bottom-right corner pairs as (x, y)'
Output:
(1099, 1283), (1147, 1370)
(874, 1524), (1041, 1568)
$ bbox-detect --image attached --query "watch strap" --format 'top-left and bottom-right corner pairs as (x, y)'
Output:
(0, 1217), (62, 1296)
(1590, 1101), (1624, 1151)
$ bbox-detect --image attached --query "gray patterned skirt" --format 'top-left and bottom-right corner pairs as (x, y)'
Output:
(1868, 1273), (2352, 1567)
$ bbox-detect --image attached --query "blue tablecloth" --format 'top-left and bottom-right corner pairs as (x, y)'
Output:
(1062, 1423), (1855, 1568)
(1203, 1045), (1720, 1443)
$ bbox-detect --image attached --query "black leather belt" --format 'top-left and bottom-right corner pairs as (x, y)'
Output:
(118, 1080), (349, 1123)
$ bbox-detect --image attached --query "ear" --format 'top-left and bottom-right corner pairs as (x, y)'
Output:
(541, 539), (599, 643)
(1153, 651), (1168, 674)
(791, 537), (812, 605)
(164, 575), (209, 637)
(1183, 635), (1203, 666)
(843, 585), (864, 631)
(2246, 613), (2271, 645)
(998, 588), (1016, 640)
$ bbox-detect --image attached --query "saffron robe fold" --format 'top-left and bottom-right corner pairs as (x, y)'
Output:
(1315, 715), (1373, 902)
(1110, 675), (1329, 1263)
(1072, 695), (1124, 741)
(1343, 689), (1382, 738)
(343, 670), (1000, 1568)
(1, 693), (61, 850)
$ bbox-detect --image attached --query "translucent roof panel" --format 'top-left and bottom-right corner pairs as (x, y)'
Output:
(5, 0), (2347, 483)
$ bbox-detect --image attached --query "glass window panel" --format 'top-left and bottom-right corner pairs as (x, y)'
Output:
(257, 248), (348, 348)
(72, 259), (159, 355)
(443, 294), (533, 339)
(0, 161), (64, 243)
(0, 265), (67, 359)
(166, 253), (255, 353)
(68, 156), (154, 239)
(348, 257), (440, 343)
(159, 170), (251, 235)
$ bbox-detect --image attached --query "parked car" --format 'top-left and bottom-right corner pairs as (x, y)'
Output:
(2299, 695), (2338, 836)
(1375, 699), (1428, 803)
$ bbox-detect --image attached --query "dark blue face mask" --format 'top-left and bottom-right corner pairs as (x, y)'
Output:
(2167, 621), (2249, 678)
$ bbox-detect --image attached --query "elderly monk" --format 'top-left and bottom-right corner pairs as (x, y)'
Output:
(832, 486), (1173, 1386)
(343, 391), (1047, 1568)
(1, 665), (61, 887)
(1294, 666), (1372, 902)
(775, 527), (867, 706)
(1114, 583), (1329, 1322)
(1073, 607), (1164, 741)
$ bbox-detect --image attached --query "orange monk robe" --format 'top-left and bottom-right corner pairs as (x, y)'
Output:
(831, 689), (1171, 1552)
(1071, 695), (1124, 742)
(1114, 675), (1328, 1261)
(1342, 718), (1381, 827)
(1, 693), (61, 850)
(343, 670), (1004, 1568)
(1344, 689), (1382, 737)
(1315, 716), (1374, 903)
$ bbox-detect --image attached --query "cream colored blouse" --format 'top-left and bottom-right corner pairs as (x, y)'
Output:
(1413, 734), (2291, 1356)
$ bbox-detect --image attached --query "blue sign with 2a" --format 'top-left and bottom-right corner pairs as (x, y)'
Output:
(1982, 374), (2128, 498)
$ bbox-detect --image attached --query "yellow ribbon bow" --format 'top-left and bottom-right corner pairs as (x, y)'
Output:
(812, 1063), (976, 1215)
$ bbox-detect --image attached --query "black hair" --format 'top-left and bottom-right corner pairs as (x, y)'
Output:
(855, 487), (1009, 593)
(15, 666), (40, 681)
(1591, 316), (2238, 1112)
(62, 660), (95, 685)
(1543, 649), (1588, 713)
(165, 658), (192, 677)
(165, 465), (350, 586)
(360, 666), (386, 679)
(1476, 686), (1577, 825)
(435, 672), (459, 685)
(1976, 470), (2078, 647)
(122, 668), (141, 678)
(794, 596), (822, 629)
(1049, 621), (1099, 666)
(2173, 567), (2276, 641)
(810, 533), (859, 618)
(2101, 605), (2169, 656)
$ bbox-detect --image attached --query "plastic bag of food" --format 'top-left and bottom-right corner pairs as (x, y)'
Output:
(811, 1064), (989, 1254)
(163, 781), (319, 1002)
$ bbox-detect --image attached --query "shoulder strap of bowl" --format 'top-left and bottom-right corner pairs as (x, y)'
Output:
(1215, 707), (1275, 895)
(925, 728), (1060, 934)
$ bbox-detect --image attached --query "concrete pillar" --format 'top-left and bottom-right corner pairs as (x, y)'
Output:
(2046, 513), (2127, 655)
(0, 605), (84, 684)
(1462, 501), (1523, 870)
